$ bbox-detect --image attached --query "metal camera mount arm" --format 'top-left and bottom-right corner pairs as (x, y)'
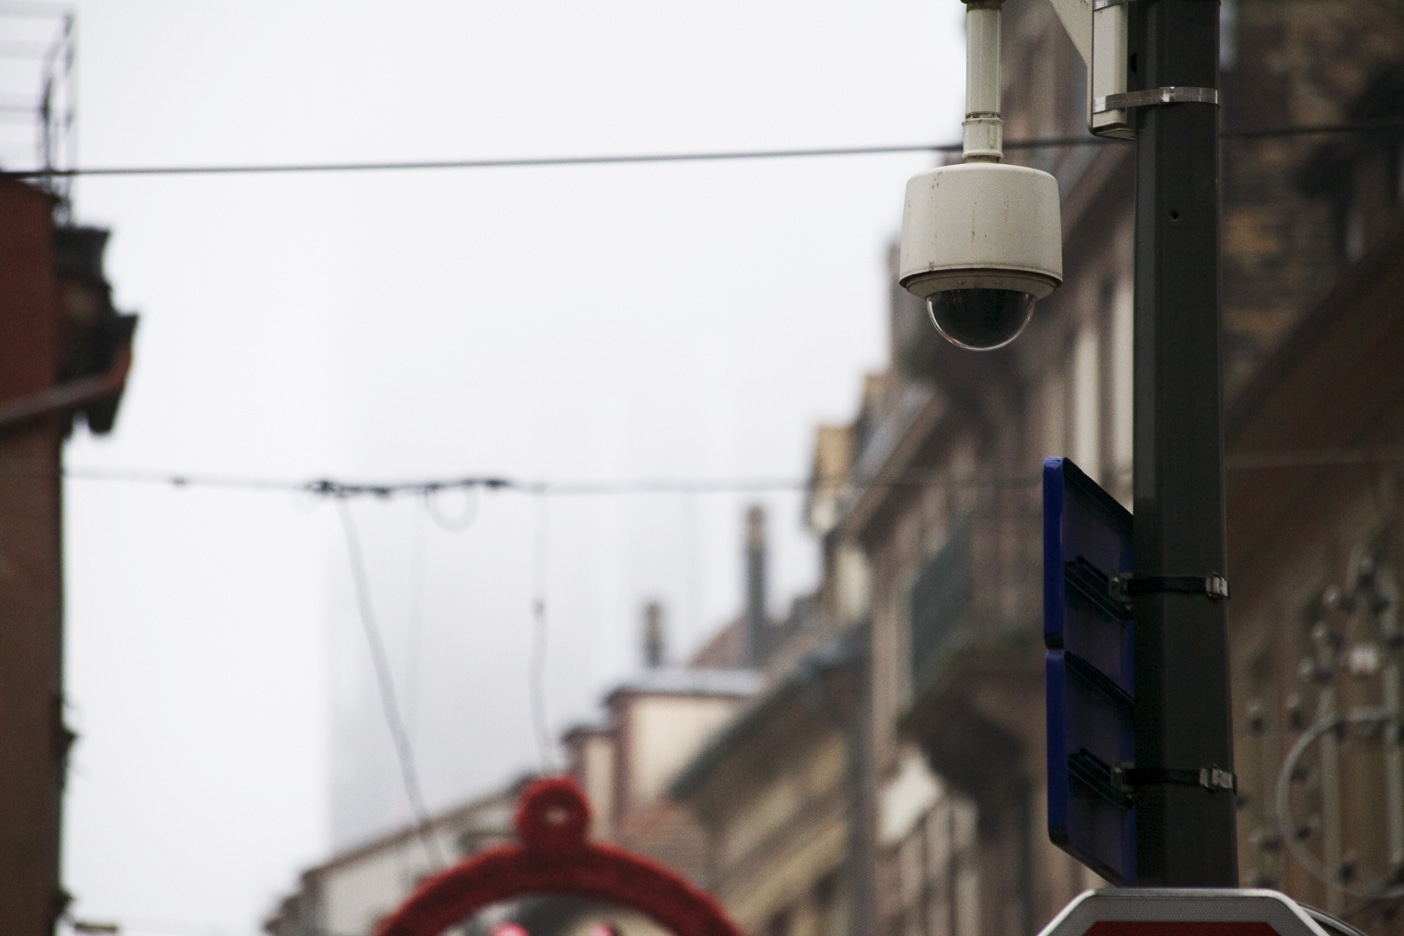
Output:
(1046, 0), (1218, 138)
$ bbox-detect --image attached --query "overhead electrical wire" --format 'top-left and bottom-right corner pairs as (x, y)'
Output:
(334, 499), (448, 870)
(52, 465), (1039, 497)
(2, 119), (1401, 181)
(422, 484), (481, 532)
(45, 443), (1404, 502)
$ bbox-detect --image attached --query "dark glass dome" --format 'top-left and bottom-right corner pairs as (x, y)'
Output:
(926, 288), (1036, 351)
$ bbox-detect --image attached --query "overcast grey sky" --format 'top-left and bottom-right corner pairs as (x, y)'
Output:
(20, 2), (966, 933)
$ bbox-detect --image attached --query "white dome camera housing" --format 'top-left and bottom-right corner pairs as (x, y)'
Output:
(899, 159), (1063, 351)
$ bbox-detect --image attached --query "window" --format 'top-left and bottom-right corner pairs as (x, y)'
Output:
(882, 790), (981, 936)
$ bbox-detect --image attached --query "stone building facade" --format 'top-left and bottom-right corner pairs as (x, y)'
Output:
(0, 179), (136, 936)
(1217, 1), (1404, 924)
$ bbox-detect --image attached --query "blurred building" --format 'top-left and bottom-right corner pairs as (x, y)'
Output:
(265, 784), (518, 936)
(0, 176), (136, 936)
(671, 625), (865, 936)
(1226, 191), (1404, 921)
(560, 656), (760, 881)
(268, 597), (757, 936)
(1218, 5), (1404, 917)
(661, 499), (869, 936)
(515, 607), (758, 936)
(0, 18), (135, 935)
(741, 3), (1404, 936)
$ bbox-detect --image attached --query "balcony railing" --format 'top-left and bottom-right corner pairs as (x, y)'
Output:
(908, 488), (1042, 698)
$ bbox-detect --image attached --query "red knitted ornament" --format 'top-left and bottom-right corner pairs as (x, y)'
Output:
(374, 777), (745, 936)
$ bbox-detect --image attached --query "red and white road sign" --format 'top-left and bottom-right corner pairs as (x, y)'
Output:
(1037, 890), (1362, 936)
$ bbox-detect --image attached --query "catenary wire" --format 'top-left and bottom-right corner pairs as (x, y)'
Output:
(3, 118), (1402, 181)
(422, 484), (481, 532)
(334, 499), (448, 870)
(51, 466), (1037, 496)
(45, 443), (1404, 500)
(0, 136), (1097, 179)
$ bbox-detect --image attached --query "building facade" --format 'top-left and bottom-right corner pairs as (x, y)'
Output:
(1218, 1), (1404, 921)
(670, 499), (870, 936)
(672, 628), (866, 936)
(802, 2), (1404, 935)
(265, 784), (520, 936)
(268, 600), (757, 936)
(0, 178), (136, 936)
(563, 658), (761, 884)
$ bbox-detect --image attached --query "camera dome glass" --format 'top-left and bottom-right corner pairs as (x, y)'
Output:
(926, 288), (1036, 351)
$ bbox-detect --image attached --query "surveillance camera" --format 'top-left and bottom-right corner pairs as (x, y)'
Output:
(899, 161), (1063, 350)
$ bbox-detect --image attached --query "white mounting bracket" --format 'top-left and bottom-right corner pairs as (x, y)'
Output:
(1047, 0), (1135, 139)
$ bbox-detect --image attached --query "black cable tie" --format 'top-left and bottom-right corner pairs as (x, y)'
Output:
(1112, 764), (1237, 793)
(1109, 573), (1229, 604)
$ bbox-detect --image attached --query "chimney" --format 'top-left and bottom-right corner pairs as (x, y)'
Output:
(744, 504), (767, 666)
(643, 601), (665, 669)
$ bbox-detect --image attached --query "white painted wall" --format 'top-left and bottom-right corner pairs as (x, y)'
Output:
(627, 694), (744, 806)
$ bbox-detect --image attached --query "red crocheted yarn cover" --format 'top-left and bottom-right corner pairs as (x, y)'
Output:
(373, 776), (746, 936)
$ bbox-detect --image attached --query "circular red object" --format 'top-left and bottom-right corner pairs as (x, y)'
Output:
(373, 777), (745, 936)
(515, 777), (590, 855)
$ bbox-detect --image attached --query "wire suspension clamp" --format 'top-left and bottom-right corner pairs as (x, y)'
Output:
(1113, 764), (1238, 794)
(1092, 0), (1215, 7)
(1096, 86), (1219, 113)
(1109, 573), (1229, 604)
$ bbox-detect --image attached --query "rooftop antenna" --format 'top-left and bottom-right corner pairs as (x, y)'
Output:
(0, 5), (76, 218)
(39, 10), (75, 219)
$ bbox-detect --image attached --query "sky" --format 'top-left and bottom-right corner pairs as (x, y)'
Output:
(4, 2), (964, 934)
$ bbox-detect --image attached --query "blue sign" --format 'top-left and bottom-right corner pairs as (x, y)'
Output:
(1043, 457), (1137, 885)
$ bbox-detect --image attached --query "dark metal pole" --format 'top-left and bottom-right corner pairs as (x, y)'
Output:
(1131, 0), (1238, 886)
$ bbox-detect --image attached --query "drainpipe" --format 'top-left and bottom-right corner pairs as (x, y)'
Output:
(745, 505), (768, 666)
(0, 338), (133, 438)
(844, 627), (875, 936)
